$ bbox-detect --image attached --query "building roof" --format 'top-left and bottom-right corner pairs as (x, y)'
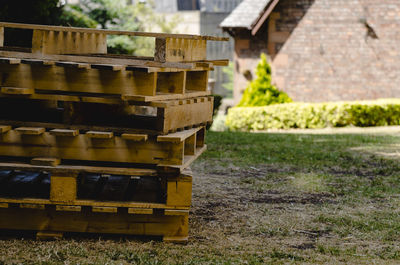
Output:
(219, 0), (271, 29)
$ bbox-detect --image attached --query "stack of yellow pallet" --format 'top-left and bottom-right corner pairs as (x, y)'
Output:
(0, 22), (228, 242)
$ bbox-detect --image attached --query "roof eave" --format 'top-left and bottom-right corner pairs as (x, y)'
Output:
(251, 0), (280, 36)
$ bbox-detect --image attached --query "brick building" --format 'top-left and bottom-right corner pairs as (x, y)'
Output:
(220, 0), (400, 104)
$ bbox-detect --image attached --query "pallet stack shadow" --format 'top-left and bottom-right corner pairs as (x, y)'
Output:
(0, 22), (228, 242)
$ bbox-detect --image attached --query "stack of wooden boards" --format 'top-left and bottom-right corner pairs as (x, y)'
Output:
(0, 22), (228, 242)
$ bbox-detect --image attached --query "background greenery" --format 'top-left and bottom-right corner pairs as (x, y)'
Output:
(226, 99), (400, 131)
(238, 53), (292, 107)
(0, 0), (177, 56)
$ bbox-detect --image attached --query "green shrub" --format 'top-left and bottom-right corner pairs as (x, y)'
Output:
(226, 99), (400, 131)
(238, 53), (292, 107)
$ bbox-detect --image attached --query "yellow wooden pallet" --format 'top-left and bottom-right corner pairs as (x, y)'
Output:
(0, 57), (213, 102)
(0, 125), (206, 169)
(0, 22), (228, 63)
(0, 164), (192, 242)
(0, 166), (192, 208)
(0, 96), (214, 134)
(0, 205), (189, 242)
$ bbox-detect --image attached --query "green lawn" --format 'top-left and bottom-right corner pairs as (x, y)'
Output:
(1, 128), (400, 264)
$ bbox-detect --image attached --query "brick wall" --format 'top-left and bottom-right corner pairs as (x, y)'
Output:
(233, 0), (400, 103)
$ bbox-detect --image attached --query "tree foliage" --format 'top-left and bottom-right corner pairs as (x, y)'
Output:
(0, 0), (64, 47)
(238, 53), (292, 107)
(0, 0), (178, 56)
(64, 0), (178, 56)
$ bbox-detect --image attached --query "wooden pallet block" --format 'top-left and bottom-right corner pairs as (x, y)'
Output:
(0, 125), (206, 167)
(0, 58), (211, 101)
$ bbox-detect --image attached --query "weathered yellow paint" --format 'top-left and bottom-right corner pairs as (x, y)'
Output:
(166, 175), (192, 207)
(50, 175), (77, 203)
(0, 207), (189, 240)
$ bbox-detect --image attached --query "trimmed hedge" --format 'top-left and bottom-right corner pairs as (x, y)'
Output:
(226, 99), (400, 131)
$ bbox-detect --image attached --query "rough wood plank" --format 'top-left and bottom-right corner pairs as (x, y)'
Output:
(0, 57), (21, 64)
(128, 208), (153, 215)
(155, 37), (207, 62)
(0, 22), (228, 41)
(0, 129), (187, 166)
(199, 59), (229, 66)
(0, 162), (157, 177)
(121, 133), (148, 141)
(0, 120), (159, 136)
(56, 205), (82, 212)
(92, 206), (118, 213)
(164, 209), (189, 216)
(0, 62), (158, 97)
(55, 61), (91, 69)
(0, 125), (11, 134)
(32, 29), (107, 55)
(163, 236), (189, 243)
(1, 87), (34, 95)
(36, 231), (63, 240)
(21, 59), (53, 66)
(91, 64), (124, 71)
(20, 203), (46, 210)
(157, 127), (201, 143)
(0, 50), (195, 69)
(0, 207), (189, 239)
(86, 131), (114, 139)
(0, 196), (189, 210)
(123, 90), (211, 102)
(31, 158), (61, 167)
(15, 127), (45, 135)
(50, 129), (79, 137)
(0, 92), (122, 105)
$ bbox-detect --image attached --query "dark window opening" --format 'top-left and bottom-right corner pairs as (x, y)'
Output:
(177, 0), (200, 10)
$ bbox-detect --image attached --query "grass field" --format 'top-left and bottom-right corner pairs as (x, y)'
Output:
(1, 127), (400, 264)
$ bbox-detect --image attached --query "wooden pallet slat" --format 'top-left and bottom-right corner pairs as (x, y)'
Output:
(15, 127), (45, 135)
(0, 126), (206, 167)
(0, 207), (189, 241)
(50, 129), (79, 137)
(1, 87), (34, 95)
(31, 158), (61, 167)
(0, 125), (11, 134)
(86, 131), (114, 139)
(0, 62), (211, 101)
(0, 57), (21, 64)
(121, 133), (148, 141)
(0, 22), (228, 68)
(91, 64), (124, 71)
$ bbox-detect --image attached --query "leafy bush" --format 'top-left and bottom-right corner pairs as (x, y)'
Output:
(226, 99), (400, 131)
(238, 53), (292, 107)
